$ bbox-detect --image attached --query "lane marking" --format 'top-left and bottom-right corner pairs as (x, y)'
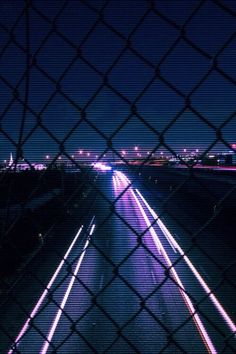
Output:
(155, 219), (177, 253)
(151, 270), (157, 285)
(88, 216), (95, 233)
(89, 224), (96, 237)
(136, 189), (236, 337)
(99, 274), (104, 290)
(8, 225), (84, 354)
(40, 223), (96, 354)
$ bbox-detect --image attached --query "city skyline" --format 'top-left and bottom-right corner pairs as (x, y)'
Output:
(0, 0), (235, 161)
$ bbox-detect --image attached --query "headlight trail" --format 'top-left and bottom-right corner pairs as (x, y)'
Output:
(112, 175), (116, 190)
(8, 225), (84, 354)
(130, 188), (216, 354)
(115, 174), (120, 186)
(114, 171), (217, 354)
(92, 162), (112, 171)
(136, 188), (236, 336)
(112, 174), (120, 190)
(40, 223), (95, 354)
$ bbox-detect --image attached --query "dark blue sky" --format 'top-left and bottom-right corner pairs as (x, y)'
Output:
(0, 0), (235, 162)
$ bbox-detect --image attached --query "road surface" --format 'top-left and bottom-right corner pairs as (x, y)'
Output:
(5, 170), (236, 353)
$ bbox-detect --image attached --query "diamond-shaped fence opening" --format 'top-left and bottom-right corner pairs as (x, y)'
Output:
(0, 1), (236, 353)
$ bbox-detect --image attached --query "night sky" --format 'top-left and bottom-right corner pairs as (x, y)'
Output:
(0, 0), (235, 162)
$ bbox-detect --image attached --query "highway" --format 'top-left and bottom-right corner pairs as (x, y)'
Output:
(6, 169), (236, 353)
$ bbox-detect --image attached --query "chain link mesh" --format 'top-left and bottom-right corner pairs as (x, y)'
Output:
(0, 0), (236, 353)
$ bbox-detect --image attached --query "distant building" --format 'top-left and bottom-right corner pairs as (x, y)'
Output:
(9, 153), (14, 167)
(202, 153), (236, 166)
(5, 153), (46, 171)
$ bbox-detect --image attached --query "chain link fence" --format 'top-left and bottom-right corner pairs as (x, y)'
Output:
(0, 0), (236, 352)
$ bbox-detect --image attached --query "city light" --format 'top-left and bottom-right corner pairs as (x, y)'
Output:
(92, 162), (112, 171)
(2, 145), (235, 172)
(2, 2), (236, 353)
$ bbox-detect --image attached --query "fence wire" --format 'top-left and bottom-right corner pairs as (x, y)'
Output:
(0, 0), (236, 353)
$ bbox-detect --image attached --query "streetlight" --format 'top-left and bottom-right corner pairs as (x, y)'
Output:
(46, 155), (50, 160)
(134, 146), (138, 151)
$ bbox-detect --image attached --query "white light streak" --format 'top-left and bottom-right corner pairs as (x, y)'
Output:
(41, 224), (95, 354)
(8, 225), (84, 354)
(114, 175), (120, 187)
(112, 175), (117, 190)
(135, 189), (176, 253)
(131, 188), (216, 354)
(89, 224), (96, 236)
(113, 171), (216, 353)
(136, 189), (236, 336)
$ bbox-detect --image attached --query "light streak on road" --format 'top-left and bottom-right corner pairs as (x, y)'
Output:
(89, 224), (96, 236)
(8, 225), (84, 354)
(136, 189), (236, 336)
(131, 190), (162, 255)
(115, 171), (131, 185)
(114, 171), (217, 354)
(41, 223), (96, 354)
(113, 172), (131, 197)
(131, 189), (216, 354)
(92, 162), (112, 171)
(115, 174), (120, 186)
(112, 175), (119, 190)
